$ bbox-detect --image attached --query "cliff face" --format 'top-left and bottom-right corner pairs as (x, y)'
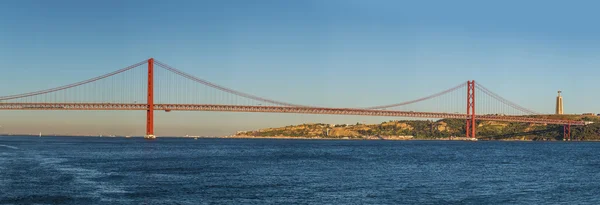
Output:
(236, 115), (600, 141)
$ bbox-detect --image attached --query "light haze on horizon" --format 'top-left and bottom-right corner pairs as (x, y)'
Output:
(1, 0), (599, 136)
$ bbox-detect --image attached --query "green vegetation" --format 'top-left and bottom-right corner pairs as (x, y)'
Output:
(236, 115), (600, 141)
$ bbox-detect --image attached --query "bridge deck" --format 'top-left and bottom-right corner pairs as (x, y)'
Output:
(0, 103), (585, 126)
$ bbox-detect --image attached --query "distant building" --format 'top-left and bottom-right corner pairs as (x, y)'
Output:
(582, 113), (595, 116)
(556, 91), (563, 115)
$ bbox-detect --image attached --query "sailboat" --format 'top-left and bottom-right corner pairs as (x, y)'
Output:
(39, 132), (42, 137)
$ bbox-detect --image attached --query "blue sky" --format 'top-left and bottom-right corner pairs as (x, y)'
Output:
(1, 0), (599, 136)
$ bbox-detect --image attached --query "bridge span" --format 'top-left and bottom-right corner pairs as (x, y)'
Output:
(0, 58), (586, 139)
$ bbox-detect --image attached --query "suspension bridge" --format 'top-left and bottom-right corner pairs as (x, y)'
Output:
(0, 58), (585, 140)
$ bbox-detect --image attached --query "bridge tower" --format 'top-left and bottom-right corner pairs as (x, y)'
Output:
(466, 80), (476, 138)
(145, 58), (155, 139)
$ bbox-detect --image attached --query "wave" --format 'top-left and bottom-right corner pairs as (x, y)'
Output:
(0, 144), (18, 150)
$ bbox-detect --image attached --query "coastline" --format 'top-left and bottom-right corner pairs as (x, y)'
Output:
(224, 135), (414, 141)
(4, 135), (600, 142)
(222, 135), (477, 141)
(220, 135), (600, 142)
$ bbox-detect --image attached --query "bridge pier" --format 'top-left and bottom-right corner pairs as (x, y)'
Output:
(563, 124), (571, 141)
(145, 58), (156, 139)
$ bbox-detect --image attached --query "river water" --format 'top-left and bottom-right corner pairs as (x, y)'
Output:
(0, 136), (599, 204)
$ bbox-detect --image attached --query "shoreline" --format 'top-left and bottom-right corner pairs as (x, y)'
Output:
(224, 135), (507, 141)
(218, 136), (600, 142)
(4, 135), (600, 142)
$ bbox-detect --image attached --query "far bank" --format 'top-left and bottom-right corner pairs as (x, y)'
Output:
(232, 115), (600, 141)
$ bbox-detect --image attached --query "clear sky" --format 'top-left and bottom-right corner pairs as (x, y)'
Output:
(0, 0), (599, 136)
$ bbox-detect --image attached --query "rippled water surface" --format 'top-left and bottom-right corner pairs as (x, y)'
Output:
(1, 136), (599, 204)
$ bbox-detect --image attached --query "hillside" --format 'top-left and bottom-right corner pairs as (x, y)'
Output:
(235, 115), (600, 141)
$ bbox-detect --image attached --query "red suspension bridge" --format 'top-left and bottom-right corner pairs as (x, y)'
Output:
(0, 58), (585, 139)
